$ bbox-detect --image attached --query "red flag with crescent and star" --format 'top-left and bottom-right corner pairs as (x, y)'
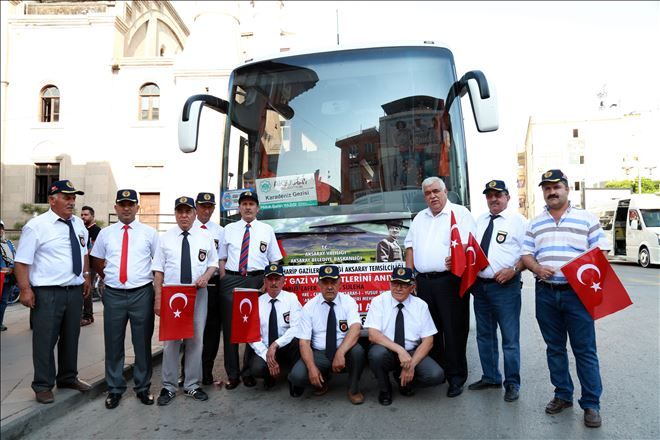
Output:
(159, 285), (197, 341)
(231, 288), (261, 343)
(449, 211), (467, 277)
(459, 233), (490, 297)
(560, 247), (632, 320)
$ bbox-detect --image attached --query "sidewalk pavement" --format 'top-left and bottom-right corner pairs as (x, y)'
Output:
(0, 300), (164, 440)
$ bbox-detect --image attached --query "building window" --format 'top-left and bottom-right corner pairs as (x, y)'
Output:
(139, 83), (160, 120)
(40, 86), (60, 122)
(579, 155), (585, 164)
(574, 181), (581, 191)
(572, 128), (579, 138)
(34, 163), (60, 203)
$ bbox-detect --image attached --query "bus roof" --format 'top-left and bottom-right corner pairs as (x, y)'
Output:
(241, 40), (452, 67)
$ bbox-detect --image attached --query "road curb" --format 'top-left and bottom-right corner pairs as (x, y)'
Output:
(0, 350), (163, 440)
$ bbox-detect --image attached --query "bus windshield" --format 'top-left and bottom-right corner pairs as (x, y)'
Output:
(221, 46), (469, 223)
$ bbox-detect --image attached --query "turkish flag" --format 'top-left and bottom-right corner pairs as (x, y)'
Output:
(560, 247), (633, 320)
(231, 288), (261, 343)
(159, 285), (197, 341)
(449, 211), (466, 277)
(0, 272), (4, 287)
(277, 239), (287, 258)
(459, 233), (490, 297)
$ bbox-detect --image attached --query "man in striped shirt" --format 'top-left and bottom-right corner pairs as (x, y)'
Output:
(521, 169), (610, 429)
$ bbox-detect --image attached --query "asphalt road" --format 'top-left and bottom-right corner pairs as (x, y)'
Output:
(25, 264), (659, 440)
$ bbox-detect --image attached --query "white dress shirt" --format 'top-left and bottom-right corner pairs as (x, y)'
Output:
(364, 291), (437, 351)
(15, 209), (89, 287)
(193, 218), (224, 252)
(90, 219), (159, 289)
(249, 290), (302, 361)
(476, 207), (528, 278)
(404, 201), (476, 273)
(152, 226), (218, 285)
(219, 219), (282, 271)
(297, 292), (361, 351)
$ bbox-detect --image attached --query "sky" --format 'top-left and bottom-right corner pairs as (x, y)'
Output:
(175, 1), (660, 213)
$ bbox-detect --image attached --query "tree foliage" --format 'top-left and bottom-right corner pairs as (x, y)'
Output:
(604, 178), (659, 194)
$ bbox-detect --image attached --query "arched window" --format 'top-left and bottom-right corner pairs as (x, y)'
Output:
(139, 83), (160, 120)
(40, 85), (60, 122)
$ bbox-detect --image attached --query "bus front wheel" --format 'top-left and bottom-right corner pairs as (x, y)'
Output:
(638, 246), (651, 268)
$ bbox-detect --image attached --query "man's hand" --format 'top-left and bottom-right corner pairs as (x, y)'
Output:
(493, 267), (516, 284)
(534, 265), (556, 280)
(19, 287), (35, 308)
(397, 349), (413, 371)
(445, 256), (452, 271)
(194, 275), (209, 289)
(266, 343), (280, 377)
(82, 276), (92, 298)
(308, 365), (324, 388)
(332, 352), (346, 373)
(400, 365), (415, 387)
(154, 302), (161, 316)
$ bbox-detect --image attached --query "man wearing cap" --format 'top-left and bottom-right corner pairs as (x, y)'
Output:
(376, 220), (404, 262)
(80, 205), (101, 327)
(14, 180), (93, 404)
(404, 176), (475, 398)
(152, 197), (219, 406)
(243, 264), (302, 389)
(521, 169), (610, 428)
(468, 180), (527, 403)
(90, 189), (159, 409)
(193, 192), (227, 386)
(218, 190), (282, 389)
(288, 265), (366, 404)
(365, 267), (445, 405)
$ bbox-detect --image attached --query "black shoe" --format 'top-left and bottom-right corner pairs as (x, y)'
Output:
(288, 381), (304, 398)
(184, 387), (208, 401)
(468, 379), (502, 390)
(157, 388), (176, 406)
(504, 384), (519, 402)
(105, 393), (121, 409)
(399, 385), (415, 397)
(447, 384), (463, 398)
(136, 390), (154, 405)
(584, 408), (602, 428)
(263, 376), (276, 390)
(545, 397), (573, 414)
(378, 391), (392, 406)
(225, 378), (240, 390)
(242, 375), (257, 387)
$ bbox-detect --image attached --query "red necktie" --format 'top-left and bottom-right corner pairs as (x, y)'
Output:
(201, 224), (207, 229)
(239, 223), (251, 276)
(119, 225), (129, 284)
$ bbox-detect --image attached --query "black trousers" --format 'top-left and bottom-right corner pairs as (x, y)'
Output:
(245, 338), (300, 379)
(31, 285), (83, 392)
(288, 345), (366, 393)
(201, 276), (221, 380)
(203, 273), (263, 380)
(416, 273), (470, 387)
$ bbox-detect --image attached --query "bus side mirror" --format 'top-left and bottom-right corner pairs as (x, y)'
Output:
(179, 94), (228, 153)
(466, 77), (498, 132)
(445, 70), (498, 133)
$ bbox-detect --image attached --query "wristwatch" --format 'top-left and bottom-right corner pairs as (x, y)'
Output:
(512, 266), (520, 273)
(83, 271), (91, 276)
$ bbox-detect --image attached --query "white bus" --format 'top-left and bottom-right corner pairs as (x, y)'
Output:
(178, 42), (498, 316)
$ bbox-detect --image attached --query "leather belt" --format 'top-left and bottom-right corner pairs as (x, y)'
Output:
(537, 280), (572, 290)
(105, 282), (152, 293)
(416, 271), (451, 279)
(477, 277), (498, 284)
(225, 270), (265, 277)
(33, 284), (83, 291)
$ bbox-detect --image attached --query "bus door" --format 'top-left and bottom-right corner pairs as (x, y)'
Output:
(613, 199), (630, 256)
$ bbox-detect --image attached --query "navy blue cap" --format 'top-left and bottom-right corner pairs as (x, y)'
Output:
(482, 180), (508, 194)
(48, 180), (84, 196)
(538, 169), (568, 186)
(318, 265), (340, 280)
(196, 192), (216, 205)
(174, 196), (195, 210)
(265, 264), (284, 277)
(238, 190), (259, 205)
(116, 189), (138, 203)
(391, 267), (415, 284)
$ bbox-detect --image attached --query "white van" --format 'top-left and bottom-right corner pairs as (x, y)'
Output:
(594, 194), (660, 268)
